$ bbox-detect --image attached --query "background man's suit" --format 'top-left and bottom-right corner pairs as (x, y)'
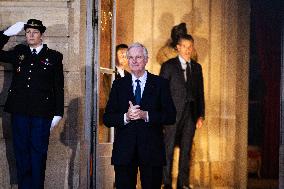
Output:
(115, 66), (130, 80)
(103, 72), (176, 188)
(160, 57), (205, 188)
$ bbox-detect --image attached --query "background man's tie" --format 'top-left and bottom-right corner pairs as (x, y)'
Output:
(186, 62), (191, 82)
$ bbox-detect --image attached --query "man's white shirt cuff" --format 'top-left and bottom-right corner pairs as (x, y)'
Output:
(123, 112), (149, 125)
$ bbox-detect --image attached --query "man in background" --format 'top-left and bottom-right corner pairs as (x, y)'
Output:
(160, 34), (205, 189)
(157, 23), (198, 65)
(115, 43), (130, 79)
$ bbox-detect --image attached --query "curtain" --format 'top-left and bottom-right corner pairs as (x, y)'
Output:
(251, 0), (282, 178)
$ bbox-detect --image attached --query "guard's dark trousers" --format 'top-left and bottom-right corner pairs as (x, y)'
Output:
(12, 113), (52, 189)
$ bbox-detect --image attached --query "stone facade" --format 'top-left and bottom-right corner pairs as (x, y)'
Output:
(0, 0), (251, 188)
(0, 0), (88, 188)
(119, 0), (250, 188)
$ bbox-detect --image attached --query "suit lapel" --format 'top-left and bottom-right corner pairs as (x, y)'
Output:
(190, 61), (197, 82)
(124, 74), (135, 104)
(140, 72), (155, 106)
(124, 72), (158, 107)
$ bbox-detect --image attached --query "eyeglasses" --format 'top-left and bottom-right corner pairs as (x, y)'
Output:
(128, 56), (144, 61)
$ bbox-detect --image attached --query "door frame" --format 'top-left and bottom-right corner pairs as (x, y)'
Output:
(85, 0), (117, 187)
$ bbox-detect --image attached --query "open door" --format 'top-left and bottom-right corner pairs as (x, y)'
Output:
(92, 0), (117, 188)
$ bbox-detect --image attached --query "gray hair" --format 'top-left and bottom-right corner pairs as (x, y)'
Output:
(126, 42), (148, 58)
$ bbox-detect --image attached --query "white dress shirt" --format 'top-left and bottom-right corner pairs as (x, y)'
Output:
(29, 43), (43, 54)
(178, 55), (191, 81)
(131, 71), (147, 97)
(124, 71), (149, 124)
(116, 66), (125, 77)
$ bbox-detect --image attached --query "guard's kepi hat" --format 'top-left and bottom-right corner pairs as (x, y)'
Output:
(24, 19), (46, 33)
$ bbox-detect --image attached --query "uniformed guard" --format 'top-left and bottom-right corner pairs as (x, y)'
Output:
(0, 19), (64, 189)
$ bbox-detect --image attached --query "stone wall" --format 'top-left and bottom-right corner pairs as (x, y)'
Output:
(118, 0), (250, 188)
(0, 0), (88, 188)
(0, 0), (251, 188)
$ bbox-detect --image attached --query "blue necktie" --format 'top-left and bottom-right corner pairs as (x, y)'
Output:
(135, 79), (141, 105)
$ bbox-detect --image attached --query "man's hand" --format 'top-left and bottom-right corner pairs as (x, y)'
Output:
(126, 101), (148, 121)
(3, 22), (25, 36)
(126, 101), (140, 121)
(50, 116), (62, 131)
(196, 117), (204, 129)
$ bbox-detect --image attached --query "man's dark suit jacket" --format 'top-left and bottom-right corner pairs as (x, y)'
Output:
(103, 72), (176, 166)
(160, 57), (205, 123)
(0, 31), (64, 118)
(115, 67), (130, 80)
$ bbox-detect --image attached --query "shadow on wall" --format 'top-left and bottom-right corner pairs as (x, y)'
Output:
(0, 25), (31, 186)
(60, 98), (80, 189)
(156, 8), (209, 67)
(157, 12), (175, 44)
(155, 12), (175, 65)
(181, 7), (209, 64)
(1, 64), (17, 185)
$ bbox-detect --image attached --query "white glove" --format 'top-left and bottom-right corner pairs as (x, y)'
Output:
(3, 22), (25, 36)
(50, 116), (62, 131)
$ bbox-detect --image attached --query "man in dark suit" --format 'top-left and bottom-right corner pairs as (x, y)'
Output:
(103, 42), (176, 189)
(160, 34), (205, 189)
(0, 19), (64, 189)
(115, 43), (130, 79)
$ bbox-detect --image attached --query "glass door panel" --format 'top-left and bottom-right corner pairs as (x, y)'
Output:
(98, 0), (115, 143)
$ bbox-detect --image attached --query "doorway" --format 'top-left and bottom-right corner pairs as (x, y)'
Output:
(95, 0), (117, 187)
(248, 0), (282, 188)
(85, 0), (117, 188)
(85, 0), (280, 188)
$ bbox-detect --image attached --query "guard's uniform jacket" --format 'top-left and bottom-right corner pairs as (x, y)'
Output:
(0, 31), (64, 118)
